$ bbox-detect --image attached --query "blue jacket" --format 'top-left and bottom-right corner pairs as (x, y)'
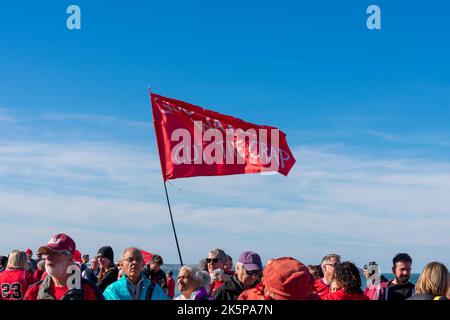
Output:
(103, 273), (169, 300)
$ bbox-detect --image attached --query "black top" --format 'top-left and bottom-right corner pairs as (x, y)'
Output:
(83, 268), (99, 284)
(143, 265), (167, 291)
(28, 259), (38, 273)
(213, 275), (245, 301)
(407, 293), (447, 300)
(386, 281), (415, 300)
(96, 266), (119, 292)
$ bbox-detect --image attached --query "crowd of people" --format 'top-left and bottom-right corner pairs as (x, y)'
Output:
(0, 233), (449, 301)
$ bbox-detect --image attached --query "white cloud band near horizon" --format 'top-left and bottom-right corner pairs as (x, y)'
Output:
(0, 108), (449, 272)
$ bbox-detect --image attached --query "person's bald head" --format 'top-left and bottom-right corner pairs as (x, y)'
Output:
(122, 247), (142, 258)
(121, 247), (144, 284)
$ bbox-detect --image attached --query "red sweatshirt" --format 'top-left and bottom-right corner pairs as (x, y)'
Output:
(313, 278), (330, 296)
(321, 288), (370, 300)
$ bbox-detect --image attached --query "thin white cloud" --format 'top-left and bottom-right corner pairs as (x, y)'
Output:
(0, 108), (16, 123)
(366, 129), (450, 147)
(40, 112), (150, 130)
(0, 141), (161, 194)
(366, 130), (399, 142)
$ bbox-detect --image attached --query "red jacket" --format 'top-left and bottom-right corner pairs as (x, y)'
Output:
(238, 283), (266, 300)
(313, 278), (330, 296)
(166, 276), (175, 299)
(321, 288), (370, 300)
(33, 269), (45, 281)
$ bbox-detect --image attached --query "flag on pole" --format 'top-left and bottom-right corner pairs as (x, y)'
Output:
(150, 91), (296, 180)
(140, 249), (154, 265)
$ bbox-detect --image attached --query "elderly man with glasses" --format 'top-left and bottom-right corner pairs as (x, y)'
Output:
(24, 233), (103, 300)
(103, 247), (169, 300)
(313, 253), (341, 297)
(213, 251), (263, 301)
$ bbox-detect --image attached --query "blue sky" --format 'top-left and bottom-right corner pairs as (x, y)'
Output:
(0, 1), (449, 271)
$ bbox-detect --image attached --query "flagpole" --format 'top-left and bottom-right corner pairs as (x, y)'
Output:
(163, 181), (184, 266)
(149, 86), (184, 267)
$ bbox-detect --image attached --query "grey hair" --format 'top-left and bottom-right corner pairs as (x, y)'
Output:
(179, 265), (205, 286)
(200, 270), (211, 287)
(207, 248), (227, 262)
(320, 254), (341, 267)
(121, 247), (143, 260)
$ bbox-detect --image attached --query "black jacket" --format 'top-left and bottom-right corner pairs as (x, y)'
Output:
(82, 268), (99, 284)
(213, 275), (245, 301)
(381, 281), (415, 300)
(96, 266), (119, 292)
(407, 293), (447, 300)
(143, 265), (167, 291)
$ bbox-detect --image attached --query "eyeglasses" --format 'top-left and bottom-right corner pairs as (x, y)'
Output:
(44, 251), (69, 258)
(324, 263), (339, 268)
(206, 258), (219, 264)
(123, 257), (143, 263)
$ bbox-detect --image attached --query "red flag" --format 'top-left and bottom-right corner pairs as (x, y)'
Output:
(150, 91), (296, 180)
(140, 249), (154, 265)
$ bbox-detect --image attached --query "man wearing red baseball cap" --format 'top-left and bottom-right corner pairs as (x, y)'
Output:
(24, 233), (104, 300)
(25, 248), (37, 274)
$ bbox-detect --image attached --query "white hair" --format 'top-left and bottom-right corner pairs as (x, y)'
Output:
(179, 265), (210, 287)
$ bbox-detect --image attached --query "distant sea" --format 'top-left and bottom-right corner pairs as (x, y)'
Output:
(361, 273), (420, 289)
(161, 265), (420, 298)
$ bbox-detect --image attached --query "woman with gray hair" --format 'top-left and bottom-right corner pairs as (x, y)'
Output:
(206, 248), (230, 296)
(175, 265), (211, 300)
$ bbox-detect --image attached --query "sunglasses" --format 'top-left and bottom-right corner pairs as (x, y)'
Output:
(206, 258), (219, 264)
(245, 269), (259, 276)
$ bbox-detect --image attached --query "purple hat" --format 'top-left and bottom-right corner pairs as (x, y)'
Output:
(238, 251), (263, 271)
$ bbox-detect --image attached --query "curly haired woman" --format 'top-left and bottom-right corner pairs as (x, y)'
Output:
(321, 262), (369, 300)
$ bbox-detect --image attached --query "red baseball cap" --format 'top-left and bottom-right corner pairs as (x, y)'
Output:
(263, 257), (314, 300)
(73, 250), (82, 263)
(38, 233), (76, 255)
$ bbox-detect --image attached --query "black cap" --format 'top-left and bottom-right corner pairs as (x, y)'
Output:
(97, 246), (114, 262)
